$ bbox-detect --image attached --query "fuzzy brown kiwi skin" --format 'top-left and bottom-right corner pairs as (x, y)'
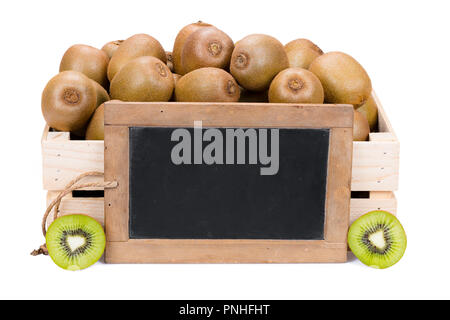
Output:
(107, 34), (167, 81)
(172, 21), (212, 75)
(101, 40), (124, 59)
(60, 44), (110, 89)
(166, 51), (174, 72)
(285, 39), (323, 69)
(357, 95), (378, 131)
(175, 67), (240, 102)
(171, 73), (182, 101)
(309, 51), (372, 107)
(230, 34), (289, 91)
(353, 110), (370, 141)
(42, 71), (98, 132)
(180, 26), (234, 75)
(85, 99), (120, 140)
(268, 68), (324, 103)
(110, 56), (174, 102)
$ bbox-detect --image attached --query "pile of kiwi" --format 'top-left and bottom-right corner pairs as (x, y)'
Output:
(41, 22), (406, 271)
(41, 21), (378, 142)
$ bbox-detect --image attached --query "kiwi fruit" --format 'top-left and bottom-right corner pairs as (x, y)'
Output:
(166, 51), (174, 72)
(60, 44), (110, 89)
(110, 56), (174, 102)
(46, 214), (105, 271)
(348, 210), (407, 269)
(101, 40), (124, 58)
(172, 21), (212, 74)
(180, 26), (234, 74)
(309, 51), (372, 107)
(230, 34), (289, 91)
(86, 103), (104, 140)
(353, 110), (370, 141)
(107, 33), (167, 81)
(268, 68), (324, 103)
(171, 73), (182, 101)
(175, 67), (240, 102)
(285, 38), (323, 69)
(357, 95), (378, 131)
(42, 71), (98, 132)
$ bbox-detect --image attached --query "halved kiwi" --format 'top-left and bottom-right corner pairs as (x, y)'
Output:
(46, 214), (106, 271)
(348, 210), (407, 269)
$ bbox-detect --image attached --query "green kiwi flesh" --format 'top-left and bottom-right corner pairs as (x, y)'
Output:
(230, 34), (289, 91)
(353, 110), (370, 141)
(268, 67), (324, 103)
(60, 44), (110, 89)
(309, 51), (372, 107)
(357, 95), (378, 131)
(46, 214), (105, 271)
(285, 38), (323, 69)
(101, 40), (124, 58)
(42, 71), (98, 132)
(175, 67), (240, 102)
(348, 210), (407, 269)
(110, 56), (174, 102)
(107, 34), (167, 81)
(180, 26), (234, 74)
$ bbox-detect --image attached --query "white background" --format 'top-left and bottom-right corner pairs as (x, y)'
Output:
(1, 0), (449, 300)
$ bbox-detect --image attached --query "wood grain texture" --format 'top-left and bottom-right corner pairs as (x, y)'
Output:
(104, 126), (129, 242)
(105, 239), (347, 264)
(104, 102), (354, 128)
(324, 128), (353, 243)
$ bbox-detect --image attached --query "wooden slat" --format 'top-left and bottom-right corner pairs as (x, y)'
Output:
(105, 239), (347, 264)
(324, 128), (353, 243)
(104, 126), (129, 242)
(104, 102), (354, 128)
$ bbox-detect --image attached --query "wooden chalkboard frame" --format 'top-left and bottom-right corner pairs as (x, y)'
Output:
(104, 102), (354, 263)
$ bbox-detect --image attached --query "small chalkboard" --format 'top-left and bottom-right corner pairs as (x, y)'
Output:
(104, 102), (354, 263)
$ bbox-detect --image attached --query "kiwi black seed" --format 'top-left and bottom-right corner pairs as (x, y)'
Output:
(180, 26), (234, 74)
(107, 33), (167, 81)
(285, 38), (323, 69)
(110, 56), (174, 102)
(42, 71), (98, 132)
(60, 44), (110, 89)
(175, 67), (240, 102)
(348, 210), (407, 269)
(172, 21), (213, 74)
(230, 34), (289, 91)
(353, 110), (370, 141)
(46, 214), (106, 271)
(268, 68), (324, 103)
(101, 40), (124, 59)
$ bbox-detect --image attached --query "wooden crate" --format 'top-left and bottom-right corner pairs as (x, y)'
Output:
(42, 91), (399, 224)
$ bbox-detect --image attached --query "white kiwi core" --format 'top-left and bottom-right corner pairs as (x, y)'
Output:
(368, 229), (387, 250)
(67, 235), (87, 252)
